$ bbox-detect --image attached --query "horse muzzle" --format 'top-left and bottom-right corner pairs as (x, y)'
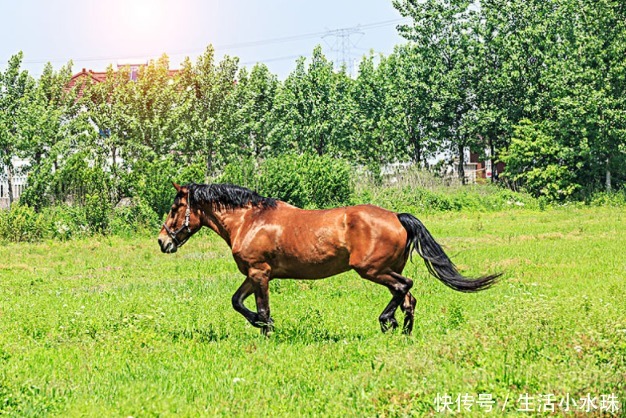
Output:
(158, 236), (178, 254)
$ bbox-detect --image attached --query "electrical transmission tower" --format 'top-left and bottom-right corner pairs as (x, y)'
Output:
(322, 26), (364, 75)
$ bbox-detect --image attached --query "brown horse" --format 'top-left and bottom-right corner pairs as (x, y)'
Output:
(158, 182), (500, 335)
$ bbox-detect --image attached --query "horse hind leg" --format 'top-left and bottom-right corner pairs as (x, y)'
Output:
(399, 288), (417, 335)
(391, 272), (417, 335)
(356, 269), (413, 334)
(379, 292), (403, 332)
(253, 276), (273, 336)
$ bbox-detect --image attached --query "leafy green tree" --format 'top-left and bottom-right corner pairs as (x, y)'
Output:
(352, 53), (396, 167)
(497, 0), (626, 194)
(394, 0), (479, 184)
(20, 61), (86, 208)
(177, 46), (239, 179)
(226, 63), (279, 160)
(548, 0), (626, 192)
(331, 66), (358, 158)
(467, 2), (522, 181)
(83, 65), (135, 183)
(126, 54), (182, 161)
(270, 46), (356, 158)
(385, 45), (441, 167)
(500, 119), (581, 200)
(0, 52), (34, 205)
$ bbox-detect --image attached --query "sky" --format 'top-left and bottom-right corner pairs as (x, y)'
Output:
(0, 0), (409, 79)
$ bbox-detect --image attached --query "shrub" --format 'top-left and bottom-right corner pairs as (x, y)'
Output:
(41, 205), (89, 240)
(84, 192), (112, 233)
(110, 198), (160, 236)
(301, 155), (353, 208)
(257, 155), (309, 207)
(219, 154), (354, 209)
(500, 120), (581, 201)
(353, 173), (540, 214)
(218, 157), (258, 190)
(125, 157), (206, 218)
(587, 190), (626, 207)
(0, 204), (48, 243)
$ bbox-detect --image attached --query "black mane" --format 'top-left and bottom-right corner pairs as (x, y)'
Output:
(186, 183), (277, 211)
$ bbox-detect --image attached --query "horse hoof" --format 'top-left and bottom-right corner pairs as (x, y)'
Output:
(380, 318), (399, 333)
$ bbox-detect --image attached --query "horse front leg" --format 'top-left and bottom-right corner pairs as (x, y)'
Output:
(250, 267), (273, 336)
(231, 268), (273, 335)
(231, 277), (262, 328)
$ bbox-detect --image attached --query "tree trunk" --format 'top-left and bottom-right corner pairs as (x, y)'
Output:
(458, 143), (466, 185)
(111, 146), (117, 169)
(6, 162), (14, 206)
(34, 151), (43, 167)
(315, 135), (325, 157)
(205, 143), (214, 182)
(605, 157), (612, 192)
(410, 127), (421, 166)
(111, 146), (120, 203)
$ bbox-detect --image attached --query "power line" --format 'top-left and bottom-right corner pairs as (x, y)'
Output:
(241, 54), (303, 66)
(18, 18), (409, 66)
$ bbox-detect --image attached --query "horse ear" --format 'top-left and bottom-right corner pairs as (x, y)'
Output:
(172, 182), (182, 192)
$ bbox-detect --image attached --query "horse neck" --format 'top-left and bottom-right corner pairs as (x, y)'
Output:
(200, 204), (250, 248)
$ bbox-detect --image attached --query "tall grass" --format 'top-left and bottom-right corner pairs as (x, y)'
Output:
(354, 167), (539, 213)
(1, 207), (624, 416)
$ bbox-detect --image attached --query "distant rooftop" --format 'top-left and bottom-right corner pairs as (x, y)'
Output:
(68, 62), (179, 90)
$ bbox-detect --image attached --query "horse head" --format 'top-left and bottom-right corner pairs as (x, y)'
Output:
(158, 182), (202, 253)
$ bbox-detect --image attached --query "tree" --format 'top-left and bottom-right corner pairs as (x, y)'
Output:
(352, 53), (396, 167)
(394, 0), (480, 184)
(467, 1), (522, 181)
(385, 45), (442, 167)
(496, 0), (626, 194)
(126, 54), (182, 162)
(177, 46), (239, 179)
(226, 63), (279, 160)
(500, 119), (581, 200)
(19, 61), (86, 208)
(270, 46), (356, 158)
(548, 0), (626, 191)
(82, 64), (136, 202)
(0, 52), (34, 205)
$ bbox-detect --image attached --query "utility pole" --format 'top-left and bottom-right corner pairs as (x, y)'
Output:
(322, 26), (364, 76)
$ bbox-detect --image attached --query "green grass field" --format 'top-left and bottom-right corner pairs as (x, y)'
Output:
(1, 207), (625, 416)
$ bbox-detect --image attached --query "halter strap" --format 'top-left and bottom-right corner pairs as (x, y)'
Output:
(163, 191), (192, 246)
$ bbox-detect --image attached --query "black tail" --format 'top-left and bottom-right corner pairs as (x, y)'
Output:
(397, 213), (501, 292)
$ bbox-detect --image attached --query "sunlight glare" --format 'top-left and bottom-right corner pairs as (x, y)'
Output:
(123, 0), (166, 35)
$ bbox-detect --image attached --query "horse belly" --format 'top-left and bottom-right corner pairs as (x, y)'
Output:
(272, 249), (351, 279)
(272, 232), (351, 279)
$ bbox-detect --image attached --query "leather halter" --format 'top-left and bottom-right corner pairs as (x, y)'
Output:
(163, 191), (192, 247)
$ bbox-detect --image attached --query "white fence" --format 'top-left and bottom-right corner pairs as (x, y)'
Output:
(0, 158), (29, 209)
(0, 176), (27, 209)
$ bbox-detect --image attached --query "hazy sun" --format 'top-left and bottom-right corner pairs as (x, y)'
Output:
(124, 0), (166, 34)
